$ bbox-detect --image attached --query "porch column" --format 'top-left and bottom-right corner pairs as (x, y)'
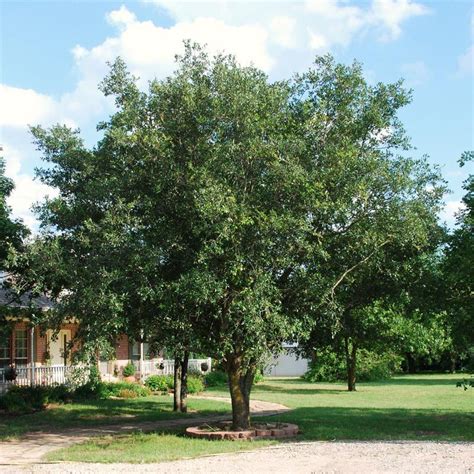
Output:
(30, 325), (36, 386)
(139, 329), (144, 382)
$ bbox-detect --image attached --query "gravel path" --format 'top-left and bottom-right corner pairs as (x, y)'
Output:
(3, 440), (473, 473)
(0, 397), (288, 468)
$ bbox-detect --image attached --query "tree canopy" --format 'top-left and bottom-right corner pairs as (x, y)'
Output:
(18, 44), (447, 428)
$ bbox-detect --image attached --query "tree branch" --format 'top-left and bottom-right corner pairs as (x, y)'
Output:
(329, 239), (391, 299)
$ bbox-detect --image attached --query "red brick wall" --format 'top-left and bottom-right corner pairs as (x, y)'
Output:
(36, 329), (47, 364)
(116, 335), (129, 360)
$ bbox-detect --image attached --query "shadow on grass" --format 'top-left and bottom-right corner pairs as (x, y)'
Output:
(365, 377), (462, 387)
(0, 395), (230, 440)
(255, 406), (474, 442)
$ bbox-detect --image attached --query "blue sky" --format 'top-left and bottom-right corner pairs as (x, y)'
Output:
(0, 0), (472, 229)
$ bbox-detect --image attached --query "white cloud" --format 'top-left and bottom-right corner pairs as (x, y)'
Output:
(270, 16), (297, 48)
(106, 4), (137, 28)
(0, 85), (56, 127)
(401, 61), (429, 86)
(370, 0), (429, 41)
(309, 31), (329, 52)
(149, 0), (429, 52)
(439, 200), (466, 228)
(3, 144), (58, 231)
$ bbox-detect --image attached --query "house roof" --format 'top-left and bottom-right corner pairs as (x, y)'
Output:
(0, 288), (54, 310)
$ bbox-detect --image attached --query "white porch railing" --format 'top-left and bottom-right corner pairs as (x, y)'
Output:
(132, 358), (212, 378)
(0, 365), (85, 393)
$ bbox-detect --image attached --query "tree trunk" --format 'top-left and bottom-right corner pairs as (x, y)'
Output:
(226, 354), (255, 430)
(345, 337), (357, 392)
(406, 353), (416, 374)
(173, 356), (182, 412)
(450, 353), (457, 373)
(180, 351), (189, 413)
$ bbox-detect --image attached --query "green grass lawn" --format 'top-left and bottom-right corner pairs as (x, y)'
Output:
(237, 374), (474, 442)
(0, 395), (231, 440)
(45, 373), (474, 464)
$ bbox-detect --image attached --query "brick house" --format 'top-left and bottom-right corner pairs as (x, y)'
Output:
(0, 288), (209, 388)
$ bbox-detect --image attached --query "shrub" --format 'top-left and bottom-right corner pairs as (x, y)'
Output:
(104, 381), (151, 398)
(303, 349), (345, 382)
(254, 370), (264, 384)
(117, 388), (139, 398)
(186, 376), (205, 394)
(122, 363), (136, 377)
(145, 375), (174, 392)
(303, 349), (402, 383)
(0, 384), (74, 414)
(0, 392), (31, 414)
(204, 370), (228, 387)
(73, 380), (110, 400)
(188, 367), (205, 379)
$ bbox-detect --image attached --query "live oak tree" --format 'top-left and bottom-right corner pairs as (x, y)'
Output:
(25, 46), (302, 427)
(291, 57), (446, 391)
(22, 45), (446, 428)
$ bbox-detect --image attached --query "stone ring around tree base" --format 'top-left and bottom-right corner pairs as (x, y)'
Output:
(185, 422), (299, 440)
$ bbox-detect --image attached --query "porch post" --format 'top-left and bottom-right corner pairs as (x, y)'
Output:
(139, 329), (144, 382)
(30, 325), (36, 386)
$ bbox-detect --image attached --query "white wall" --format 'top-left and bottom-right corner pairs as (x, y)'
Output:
(265, 350), (309, 377)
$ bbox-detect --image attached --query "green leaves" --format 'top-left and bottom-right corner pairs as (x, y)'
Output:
(17, 45), (447, 380)
(0, 156), (28, 265)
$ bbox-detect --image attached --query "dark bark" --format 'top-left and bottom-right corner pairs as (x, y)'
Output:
(405, 353), (416, 374)
(226, 354), (255, 430)
(450, 353), (457, 373)
(345, 337), (357, 392)
(180, 350), (189, 413)
(173, 356), (182, 412)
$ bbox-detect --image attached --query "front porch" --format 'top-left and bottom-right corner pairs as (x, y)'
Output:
(0, 364), (79, 393)
(0, 358), (212, 392)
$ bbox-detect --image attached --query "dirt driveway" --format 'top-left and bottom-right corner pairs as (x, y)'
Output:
(2, 440), (473, 473)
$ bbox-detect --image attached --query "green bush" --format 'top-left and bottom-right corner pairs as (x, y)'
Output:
(145, 375), (174, 392)
(0, 384), (74, 414)
(117, 388), (139, 398)
(104, 382), (151, 398)
(188, 367), (205, 379)
(73, 380), (150, 399)
(253, 370), (264, 384)
(144, 374), (204, 394)
(304, 349), (402, 383)
(186, 376), (205, 394)
(122, 363), (136, 377)
(204, 370), (228, 387)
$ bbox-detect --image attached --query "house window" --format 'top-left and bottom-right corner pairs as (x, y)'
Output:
(131, 341), (151, 360)
(0, 334), (10, 368)
(15, 330), (28, 366)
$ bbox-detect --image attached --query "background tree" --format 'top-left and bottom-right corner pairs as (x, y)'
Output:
(0, 154), (28, 267)
(442, 151), (474, 367)
(287, 57), (446, 390)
